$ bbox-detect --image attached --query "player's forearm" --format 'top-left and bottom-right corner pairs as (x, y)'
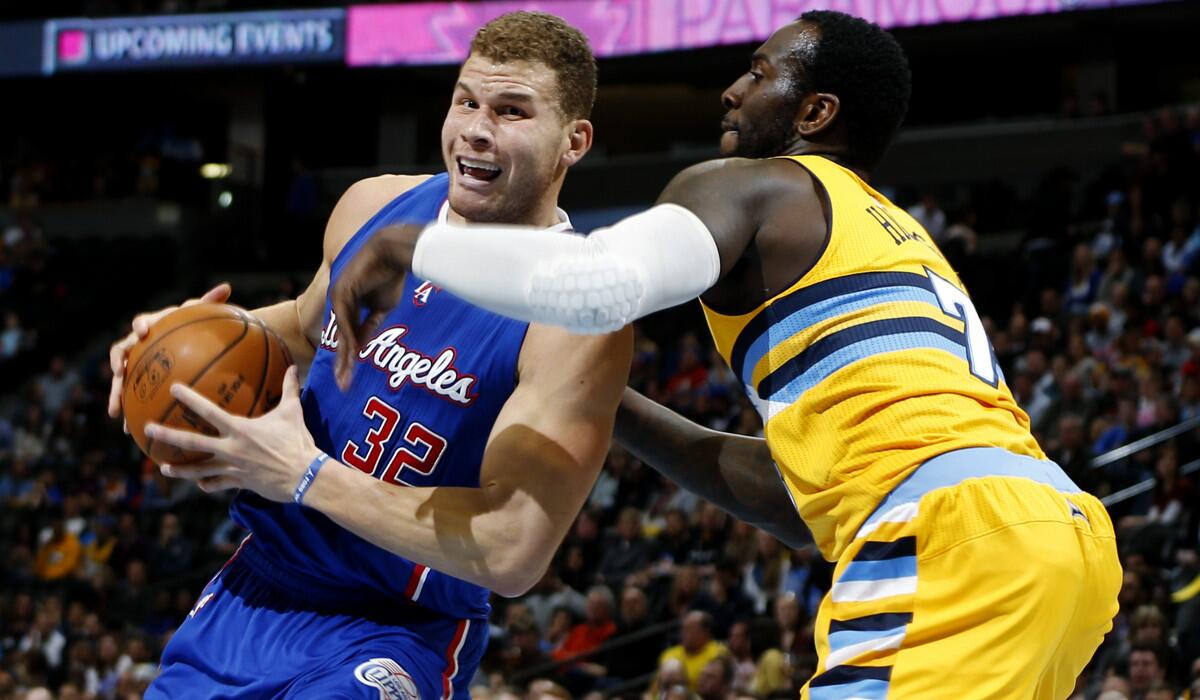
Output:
(410, 205), (720, 334)
(252, 300), (316, 368)
(305, 459), (558, 597)
(615, 388), (811, 548)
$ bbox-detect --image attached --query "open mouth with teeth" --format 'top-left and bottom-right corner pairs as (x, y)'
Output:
(457, 157), (502, 182)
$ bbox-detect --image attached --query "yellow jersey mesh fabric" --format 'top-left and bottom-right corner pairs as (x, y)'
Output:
(700, 154), (1044, 561)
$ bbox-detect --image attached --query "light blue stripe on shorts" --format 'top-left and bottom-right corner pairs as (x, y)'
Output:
(859, 447), (1082, 535)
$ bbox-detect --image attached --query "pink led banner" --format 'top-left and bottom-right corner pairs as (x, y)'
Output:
(347, 0), (1169, 67)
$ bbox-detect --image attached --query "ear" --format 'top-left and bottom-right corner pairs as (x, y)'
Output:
(796, 93), (840, 138)
(561, 119), (594, 168)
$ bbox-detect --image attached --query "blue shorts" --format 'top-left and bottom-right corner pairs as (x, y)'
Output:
(147, 543), (488, 700)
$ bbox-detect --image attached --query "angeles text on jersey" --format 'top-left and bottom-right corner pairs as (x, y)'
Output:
(319, 312), (478, 406)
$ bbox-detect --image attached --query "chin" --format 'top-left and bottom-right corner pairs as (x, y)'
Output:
(447, 189), (493, 220)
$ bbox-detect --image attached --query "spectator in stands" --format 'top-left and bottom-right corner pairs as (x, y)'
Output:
(658, 612), (727, 690)
(499, 618), (549, 678)
(107, 560), (151, 630)
(523, 563), (587, 635)
(689, 503), (728, 569)
(149, 513), (194, 580)
(666, 566), (717, 621)
(907, 191), (946, 241)
(17, 609), (65, 675)
(1048, 413), (1091, 489)
(34, 356), (79, 418)
(654, 508), (693, 567)
(598, 508), (655, 591)
(695, 656), (734, 700)
(652, 658), (690, 700)
(1122, 444), (1195, 535)
(598, 585), (664, 683)
(0, 311), (26, 361)
(705, 560), (754, 639)
(33, 519), (81, 582)
(742, 532), (790, 614)
(1066, 243), (1102, 318)
(1129, 643), (1169, 700)
(725, 621), (756, 694)
(551, 585), (617, 664)
(1161, 314), (1192, 373)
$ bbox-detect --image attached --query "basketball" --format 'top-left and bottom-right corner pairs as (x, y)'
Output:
(122, 303), (292, 466)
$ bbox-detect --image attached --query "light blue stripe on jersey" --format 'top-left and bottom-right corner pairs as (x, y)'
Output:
(766, 331), (967, 405)
(838, 556), (918, 583)
(738, 286), (941, 386)
(828, 625), (910, 654)
(810, 678), (890, 700)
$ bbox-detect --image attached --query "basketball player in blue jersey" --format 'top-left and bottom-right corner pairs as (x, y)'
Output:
(106, 12), (632, 699)
(332, 11), (1122, 699)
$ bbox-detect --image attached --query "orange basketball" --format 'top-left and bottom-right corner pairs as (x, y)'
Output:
(123, 303), (292, 465)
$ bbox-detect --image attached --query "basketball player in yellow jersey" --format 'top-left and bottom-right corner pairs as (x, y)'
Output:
(331, 10), (1121, 699)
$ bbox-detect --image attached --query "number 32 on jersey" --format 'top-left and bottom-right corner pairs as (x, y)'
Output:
(341, 397), (448, 485)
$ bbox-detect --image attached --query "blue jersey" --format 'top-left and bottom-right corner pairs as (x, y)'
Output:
(231, 174), (528, 620)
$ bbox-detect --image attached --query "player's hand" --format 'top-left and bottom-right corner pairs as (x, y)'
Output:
(146, 366), (319, 500)
(107, 283), (233, 422)
(329, 223), (425, 391)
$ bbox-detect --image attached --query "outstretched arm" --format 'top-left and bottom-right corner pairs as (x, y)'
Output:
(616, 388), (811, 549)
(329, 158), (776, 384)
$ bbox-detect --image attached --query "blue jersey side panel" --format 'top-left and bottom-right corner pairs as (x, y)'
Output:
(231, 174), (527, 619)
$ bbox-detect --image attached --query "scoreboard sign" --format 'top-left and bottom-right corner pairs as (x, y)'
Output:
(43, 8), (345, 74)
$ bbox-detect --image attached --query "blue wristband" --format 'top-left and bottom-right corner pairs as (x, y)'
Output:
(294, 452), (330, 505)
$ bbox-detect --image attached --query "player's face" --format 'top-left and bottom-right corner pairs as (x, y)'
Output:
(719, 23), (812, 158)
(443, 55), (580, 224)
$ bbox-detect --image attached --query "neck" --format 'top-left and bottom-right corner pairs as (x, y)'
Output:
(445, 200), (562, 228)
(782, 141), (870, 180)
(446, 178), (566, 228)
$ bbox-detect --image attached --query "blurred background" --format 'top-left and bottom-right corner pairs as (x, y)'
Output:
(1, 1), (1199, 699)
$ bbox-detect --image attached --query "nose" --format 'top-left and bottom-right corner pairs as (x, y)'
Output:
(721, 78), (743, 110)
(461, 110), (494, 150)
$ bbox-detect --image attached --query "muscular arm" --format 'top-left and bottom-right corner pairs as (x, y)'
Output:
(616, 388), (811, 549)
(305, 324), (633, 597)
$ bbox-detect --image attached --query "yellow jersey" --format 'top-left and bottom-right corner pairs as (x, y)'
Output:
(701, 155), (1044, 561)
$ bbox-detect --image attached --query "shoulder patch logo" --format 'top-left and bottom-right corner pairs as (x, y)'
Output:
(354, 658), (421, 700)
(413, 281), (439, 306)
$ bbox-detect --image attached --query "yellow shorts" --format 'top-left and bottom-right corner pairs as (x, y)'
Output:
(802, 447), (1121, 700)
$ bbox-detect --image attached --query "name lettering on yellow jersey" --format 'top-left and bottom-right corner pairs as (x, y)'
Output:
(865, 205), (926, 246)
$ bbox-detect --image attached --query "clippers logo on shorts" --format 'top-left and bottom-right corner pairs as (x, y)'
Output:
(354, 658), (420, 700)
(319, 312), (477, 405)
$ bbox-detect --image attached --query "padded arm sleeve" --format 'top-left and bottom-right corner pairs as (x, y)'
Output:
(410, 204), (721, 334)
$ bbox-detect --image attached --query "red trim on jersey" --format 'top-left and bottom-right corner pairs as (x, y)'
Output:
(441, 620), (469, 700)
(403, 564), (428, 599)
(219, 534), (252, 574)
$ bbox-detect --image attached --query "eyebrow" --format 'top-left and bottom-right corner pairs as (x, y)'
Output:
(751, 52), (770, 65)
(454, 82), (534, 103)
(496, 91), (534, 103)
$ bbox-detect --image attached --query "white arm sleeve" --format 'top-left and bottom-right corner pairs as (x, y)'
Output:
(410, 203), (721, 334)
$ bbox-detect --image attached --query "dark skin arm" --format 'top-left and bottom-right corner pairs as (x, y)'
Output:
(616, 387), (811, 548)
(607, 157), (825, 545)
